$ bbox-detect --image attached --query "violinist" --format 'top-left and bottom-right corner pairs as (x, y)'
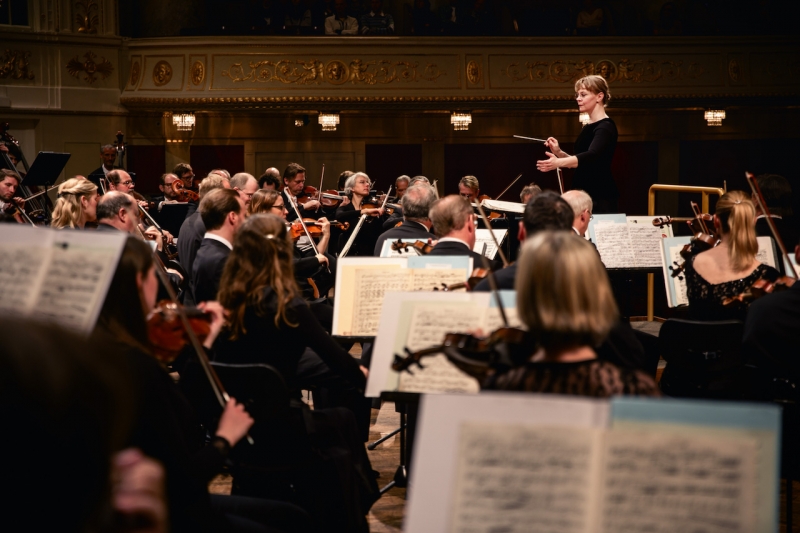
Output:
(94, 237), (310, 533)
(335, 172), (389, 256)
(177, 173), (230, 280)
(684, 191), (780, 321)
(457, 175), (481, 203)
(484, 231), (660, 397)
(0, 169), (25, 219)
(394, 175), (410, 200)
(230, 172), (259, 208)
(538, 75), (619, 213)
(561, 189), (593, 237)
(95, 191), (141, 234)
(373, 183), (437, 256)
(743, 236), (800, 385)
(258, 167), (281, 190)
(150, 173), (185, 209)
(51, 177), (99, 230)
(427, 194), (502, 270)
(87, 144), (119, 190)
(213, 215), (379, 528)
(190, 188), (246, 306)
(519, 182), (542, 204)
(173, 162), (199, 191)
(282, 163), (322, 221)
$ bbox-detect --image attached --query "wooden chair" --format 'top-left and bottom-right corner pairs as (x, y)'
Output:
(657, 319), (745, 399)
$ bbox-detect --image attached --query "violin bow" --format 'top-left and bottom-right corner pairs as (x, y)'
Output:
(0, 151), (35, 226)
(474, 202), (510, 268)
(479, 253), (509, 328)
(494, 173), (523, 201)
(288, 195), (331, 273)
(746, 172), (798, 279)
(380, 185), (393, 211)
(315, 163), (325, 212)
(339, 214), (366, 258)
(431, 180), (440, 199)
(556, 168), (564, 195)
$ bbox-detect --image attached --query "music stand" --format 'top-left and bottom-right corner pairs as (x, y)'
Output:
(20, 152), (71, 226)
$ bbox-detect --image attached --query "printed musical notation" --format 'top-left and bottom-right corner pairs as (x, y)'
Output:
(0, 244), (49, 312)
(450, 423), (597, 533)
(352, 268), (410, 336)
(601, 430), (757, 533)
(627, 217), (669, 268)
(593, 222), (637, 269)
(397, 304), (483, 394)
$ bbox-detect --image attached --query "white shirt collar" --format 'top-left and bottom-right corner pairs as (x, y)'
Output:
(203, 232), (233, 250)
(437, 236), (470, 248)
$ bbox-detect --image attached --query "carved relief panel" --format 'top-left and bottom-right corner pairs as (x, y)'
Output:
(138, 56), (185, 91)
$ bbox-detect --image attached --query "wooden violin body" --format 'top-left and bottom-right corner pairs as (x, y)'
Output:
(147, 301), (212, 364)
(390, 239), (433, 255)
(288, 219), (349, 241)
(170, 180), (199, 202)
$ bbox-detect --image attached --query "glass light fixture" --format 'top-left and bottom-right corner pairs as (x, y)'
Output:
(450, 112), (472, 131)
(294, 119), (304, 127)
(579, 112), (590, 125)
(318, 113), (340, 131)
(704, 110), (726, 126)
(172, 112), (196, 131)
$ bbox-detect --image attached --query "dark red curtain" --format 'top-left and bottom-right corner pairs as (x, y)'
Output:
(365, 144), (423, 191)
(127, 145), (166, 196)
(189, 145), (245, 182)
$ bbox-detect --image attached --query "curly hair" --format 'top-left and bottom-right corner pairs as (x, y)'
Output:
(218, 214), (300, 338)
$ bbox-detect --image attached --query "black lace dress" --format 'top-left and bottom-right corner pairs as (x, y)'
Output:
(684, 256), (780, 321)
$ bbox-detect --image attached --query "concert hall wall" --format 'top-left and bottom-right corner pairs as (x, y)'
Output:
(365, 144), (422, 186)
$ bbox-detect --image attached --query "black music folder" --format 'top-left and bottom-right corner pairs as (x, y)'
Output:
(19, 152), (71, 188)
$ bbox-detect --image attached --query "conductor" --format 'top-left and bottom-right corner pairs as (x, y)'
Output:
(536, 75), (619, 213)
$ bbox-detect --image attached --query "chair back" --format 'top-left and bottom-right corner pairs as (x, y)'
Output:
(658, 319), (745, 399)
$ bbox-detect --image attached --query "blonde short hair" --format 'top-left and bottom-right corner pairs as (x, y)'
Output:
(51, 178), (98, 229)
(575, 75), (610, 106)
(198, 174), (230, 199)
(515, 231), (618, 350)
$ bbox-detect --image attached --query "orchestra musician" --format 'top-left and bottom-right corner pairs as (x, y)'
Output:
(519, 182), (542, 204)
(373, 183), (437, 256)
(94, 191), (142, 234)
(173, 163), (199, 191)
(426, 194), (502, 270)
(335, 172), (389, 256)
(538, 75), (619, 213)
(150, 173), (185, 208)
(230, 172), (259, 208)
(87, 144), (119, 190)
(191, 189), (246, 306)
(51, 177), (99, 230)
(457, 175), (481, 203)
(561, 189), (593, 237)
(484, 231), (660, 397)
(684, 191), (780, 321)
(394, 175), (410, 200)
(282, 163), (322, 221)
(0, 168), (25, 219)
(258, 167), (282, 190)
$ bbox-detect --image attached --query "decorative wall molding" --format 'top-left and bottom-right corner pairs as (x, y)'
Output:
(74, 0), (100, 34)
(66, 51), (113, 84)
(0, 50), (36, 80)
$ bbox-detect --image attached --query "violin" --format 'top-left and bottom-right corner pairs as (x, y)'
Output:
(288, 218), (349, 241)
(171, 180), (200, 202)
(392, 327), (536, 382)
(434, 268), (490, 291)
(362, 194), (398, 216)
(668, 202), (720, 279)
(146, 300), (212, 364)
(391, 239), (434, 255)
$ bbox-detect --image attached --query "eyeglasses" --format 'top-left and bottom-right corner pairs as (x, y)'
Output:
(271, 204), (287, 210)
(120, 180), (134, 186)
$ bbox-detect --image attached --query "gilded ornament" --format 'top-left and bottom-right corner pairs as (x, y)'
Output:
(595, 60), (617, 82)
(325, 60), (349, 85)
(503, 58), (704, 84)
(191, 61), (205, 85)
(66, 51), (114, 84)
(129, 61), (140, 86)
(74, 0), (99, 34)
(222, 59), (324, 84)
(153, 61), (173, 86)
(0, 50), (35, 80)
(466, 60), (482, 84)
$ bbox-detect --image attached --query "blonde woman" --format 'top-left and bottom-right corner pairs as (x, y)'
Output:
(486, 231), (660, 397)
(685, 191), (780, 320)
(537, 74), (619, 213)
(51, 177), (99, 229)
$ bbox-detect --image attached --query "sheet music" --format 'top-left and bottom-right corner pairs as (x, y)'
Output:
(450, 422), (599, 533)
(666, 244), (689, 307)
(31, 231), (126, 333)
(627, 217), (669, 268)
(600, 429), (757, 533)
(397, 303), (483, 394)
(0, 231), (50, 313)
(480, 199), (525, 214)
(483, 306), (521, 332)
(351, 268), (411, 335)
(593, 222), (636, 269)
(410, 268), (466, 291)
(473, 229), (507, 260)
(756, 236), (777, 268)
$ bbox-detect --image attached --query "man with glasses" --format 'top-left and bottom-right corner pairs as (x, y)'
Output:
(87, 144), (119, 190)
(561, 189), (593, 238)
(230, 172), (259, 208)
(457, 175), (481, 203)
(173, 163), (198, 191)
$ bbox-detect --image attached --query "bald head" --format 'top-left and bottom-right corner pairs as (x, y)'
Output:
(96, 191), (138, 233)
(561, 190), (593, 237)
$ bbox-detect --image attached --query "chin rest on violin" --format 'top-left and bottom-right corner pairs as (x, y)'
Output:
(392, 327), (535, 382)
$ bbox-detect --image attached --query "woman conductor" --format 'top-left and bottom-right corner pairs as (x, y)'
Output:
(536, 75), (619, 214)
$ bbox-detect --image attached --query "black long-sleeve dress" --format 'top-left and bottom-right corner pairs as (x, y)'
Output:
(572, 117), (619, 214)
(334, 202), (388, 257)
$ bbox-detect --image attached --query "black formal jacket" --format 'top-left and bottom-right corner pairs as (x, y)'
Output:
(87, 166), (111, 190)
(427, 239), (502, 271)
(191, 238), (231, 304)
(472, 262), (648, 372)
(373, 220), (434, 256)
(743, 283), (800, 382)
(178, 212), (206, 296)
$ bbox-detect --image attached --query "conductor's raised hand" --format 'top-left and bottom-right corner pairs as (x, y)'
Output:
(544, 137), (561, 154)
(536, 152), (559, 173)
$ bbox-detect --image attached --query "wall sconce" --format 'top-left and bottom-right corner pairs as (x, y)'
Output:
(579, 112), (590, 125)
(172, 112), (196, 131)
(704, 110), (726, 126)
(451, 112), (472, 131)
(318, 113), (340, 131)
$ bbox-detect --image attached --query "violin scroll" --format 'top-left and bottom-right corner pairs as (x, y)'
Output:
(171, 180), (199, 202)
